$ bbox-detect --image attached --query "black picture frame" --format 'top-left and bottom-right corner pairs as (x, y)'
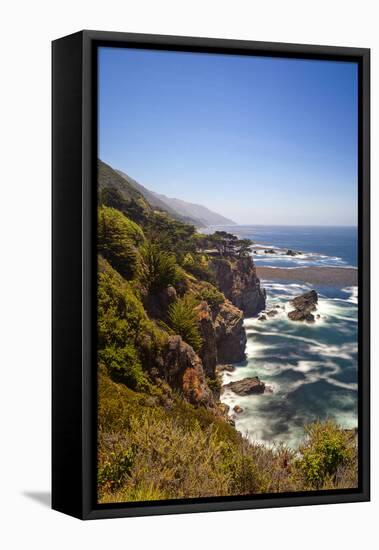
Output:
(52, 30), (370, 520)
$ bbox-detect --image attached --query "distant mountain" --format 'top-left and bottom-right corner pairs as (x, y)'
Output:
(152, 192), (236, 227)
(116, 168), (236, 227)
(115, 169), (199, 226)
(98, 160), (151, 208)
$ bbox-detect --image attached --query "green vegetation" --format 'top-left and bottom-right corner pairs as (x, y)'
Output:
(96, 160), (358, 504)
(167, 295), (202, 352)
(140, 243), (179, 293)
(98, 205), (145, 280)
(98, 374), (357, 502)
(197, 284), (225, 310)
(296, 420), (357, 489)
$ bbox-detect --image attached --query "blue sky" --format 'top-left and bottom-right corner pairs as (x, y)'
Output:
(98, 47), (358, 225)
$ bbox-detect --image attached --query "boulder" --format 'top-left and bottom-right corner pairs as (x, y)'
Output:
(258, 314), (267, 321)
(286, 249), (301, 256)
(233, 404), (244, 414)
(287, 290), (318, 323)
(266, 309), (279, 317)
(226, 376), (265, 395)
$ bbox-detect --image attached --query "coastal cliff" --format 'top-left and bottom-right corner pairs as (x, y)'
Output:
(97, 160), (358, 503)
(210, 256), (266, 316)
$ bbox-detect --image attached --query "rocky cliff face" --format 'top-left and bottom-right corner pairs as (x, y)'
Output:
(214, 300), (246, 363)
(162, 335), (215, 408)
(196, 302), (218, 378)
(210, 256), (266, 317)
(197, 299), (247, 373)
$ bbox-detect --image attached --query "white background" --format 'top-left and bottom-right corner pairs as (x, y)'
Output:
(0, 1), (376, 548)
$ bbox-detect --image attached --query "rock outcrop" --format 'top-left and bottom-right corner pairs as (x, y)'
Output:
(214, 300), (247, 363)
(286, 249), (301, 256)
(163, 335), (214, 407)
(210, 256), (266, 316)
(226, 376), (265, 395)
(196, 301), (218, 378)
(288, 290), (318, 323)
(145, 285), (177, 319)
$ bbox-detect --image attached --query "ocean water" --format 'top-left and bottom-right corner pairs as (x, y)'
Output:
(209, 225), (358, 448)
(204, 225), (358, 268)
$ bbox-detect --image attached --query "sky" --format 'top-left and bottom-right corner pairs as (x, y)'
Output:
(98, 47), (358, 226)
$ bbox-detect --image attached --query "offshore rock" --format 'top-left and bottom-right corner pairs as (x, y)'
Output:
(226, 376), (265, 396)
(288, 290), (318, 323)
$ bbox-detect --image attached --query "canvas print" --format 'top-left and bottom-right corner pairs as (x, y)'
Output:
(96, 47), (358, 504)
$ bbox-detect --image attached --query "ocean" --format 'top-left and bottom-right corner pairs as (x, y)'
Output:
(206, 225), (358, 448)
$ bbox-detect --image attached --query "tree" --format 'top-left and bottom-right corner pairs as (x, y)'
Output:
(235, 238), (253, 257)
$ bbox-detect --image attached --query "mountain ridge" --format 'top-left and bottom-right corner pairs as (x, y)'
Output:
(115, 167), (236, 227)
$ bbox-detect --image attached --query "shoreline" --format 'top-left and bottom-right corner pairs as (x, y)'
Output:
(256, 265), (357, 287)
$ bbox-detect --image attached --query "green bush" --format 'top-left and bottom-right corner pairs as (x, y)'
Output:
(168, 295), (202, 352)
(98, 206), (145, 280)
(99, 346), (147, 390)
(97, 256), (168, 386)
(98, 439), (135, 492)
(297, 420), (356, 489)
(198, 284), (225, 309)
(140, 243), (178, 292)
(184, 262), (216, 283)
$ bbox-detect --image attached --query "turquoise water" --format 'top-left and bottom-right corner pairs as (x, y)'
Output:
(216, 225), (358, 448)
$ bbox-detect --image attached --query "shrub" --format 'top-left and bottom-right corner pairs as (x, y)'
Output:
(97, 256), (168, 385)
(140, 243), (178, 293)
(296, 420), (356, 489)
(99, 346), (147, 390)
(98, 438), (135, 492)
(184, 262), (216, 283)
(98, 206), (145, 279)
(168, 295), (202, 352)
(97, 371), (358, 503)
(198, 284), (225, 309)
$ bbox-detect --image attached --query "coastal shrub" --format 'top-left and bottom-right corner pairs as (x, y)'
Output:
(98, 206), (145, 280)
(144, 211), (197, 257)
(98, 438), (135, 492)
(198, 284), (225, 309)
(98, 256), (168, 384)
(205, 375), (222, 396)
(99, 411), (232, 501)
(168, 295), (202, 352)
(97, 371), (358, 502)
(97, 256), (148, 349)
(296, 420), (356, 489)
(99, 346), (147, 390)
(184, 262), (216, 283)
(140, 243), (179, 292)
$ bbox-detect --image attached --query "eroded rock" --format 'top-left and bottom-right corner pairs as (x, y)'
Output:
(287, 290), (318, 323)
(226, 376), (265, 395)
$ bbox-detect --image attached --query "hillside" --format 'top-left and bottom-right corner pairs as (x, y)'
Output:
(98, 160), (150, 208)
(115, 167), (235, 227)
(96, 161), (357, 504)
(116, 168), (201, 226)
(153, 192), (236, 227)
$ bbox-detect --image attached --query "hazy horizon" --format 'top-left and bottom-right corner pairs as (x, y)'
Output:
(99, 48), (358, 226)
